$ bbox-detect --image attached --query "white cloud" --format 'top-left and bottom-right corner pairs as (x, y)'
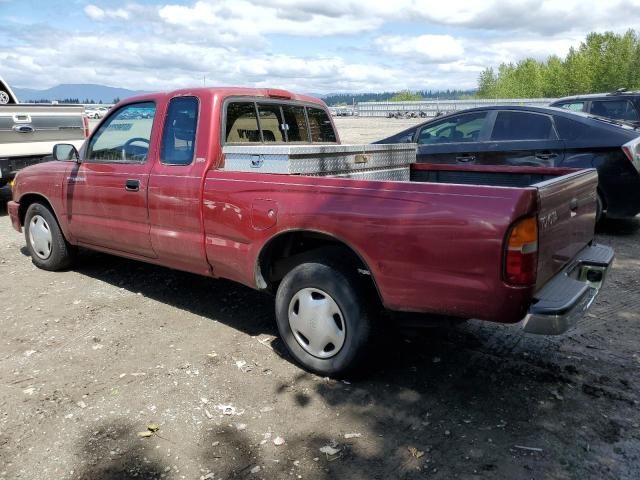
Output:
(375, 35), (465, 63)
(157, 0), (382, 38)
(84, 4), (130, 21)
(6, 0), (640, 94)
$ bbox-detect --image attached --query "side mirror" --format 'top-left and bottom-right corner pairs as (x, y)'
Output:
(53, 144), (80, 162)
(400, 134), (414, 143)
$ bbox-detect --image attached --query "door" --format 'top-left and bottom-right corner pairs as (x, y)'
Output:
(65, 101), (158, 257)
(148, 96), (208, 274)
(481, 110), (564, 167)
(414, 111), (491, 165)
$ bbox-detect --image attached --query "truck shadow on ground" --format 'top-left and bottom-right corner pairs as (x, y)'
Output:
(12, 234), (640, 479)
(66, 326), (639, 480)
(29, 249), (636, 479)
(272, 326), (639, 480)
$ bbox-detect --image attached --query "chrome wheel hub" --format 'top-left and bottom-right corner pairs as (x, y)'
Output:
(29, 215), (52, 260)
(288, 288), (346, 359)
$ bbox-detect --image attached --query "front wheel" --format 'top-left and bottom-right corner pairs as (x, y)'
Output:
(275, 260), (373, 376)
(24, 203), (76, 271)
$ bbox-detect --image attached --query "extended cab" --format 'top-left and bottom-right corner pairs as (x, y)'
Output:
(0, 77), (88, 187)
(7, 87), (614, 375)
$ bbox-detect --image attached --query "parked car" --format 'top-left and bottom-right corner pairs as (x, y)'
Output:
(85, 106), (110, 119)
(376, 105), (640, 220)
(0, 76), (88, 188)
(550, 89), (640, 127)
(85, 109), (101, 119)
(8, 87), (613, 375)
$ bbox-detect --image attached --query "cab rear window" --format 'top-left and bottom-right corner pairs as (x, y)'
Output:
(225, 101), (336, 144)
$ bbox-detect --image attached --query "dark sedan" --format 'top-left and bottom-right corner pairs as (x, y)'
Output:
(376, 106), (640, 220)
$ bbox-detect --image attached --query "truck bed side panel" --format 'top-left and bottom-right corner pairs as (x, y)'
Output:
(202, 172), (538, 323)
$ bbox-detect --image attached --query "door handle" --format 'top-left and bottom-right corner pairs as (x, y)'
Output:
(125, 179), (140, 191)
(456, 155), (476, 163)
(12, 125), (35, 133)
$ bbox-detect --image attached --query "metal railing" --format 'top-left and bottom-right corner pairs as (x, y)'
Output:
(356, 98), (558, 117)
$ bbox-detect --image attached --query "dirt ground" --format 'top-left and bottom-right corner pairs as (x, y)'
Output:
(1, 117), (640, 480)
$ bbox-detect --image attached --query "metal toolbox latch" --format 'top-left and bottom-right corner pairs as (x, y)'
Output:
(250, 155), (264, 168)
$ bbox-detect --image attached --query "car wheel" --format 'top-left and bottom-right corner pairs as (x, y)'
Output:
(275, 259), (373, 376)
(24, 203), (76, 271)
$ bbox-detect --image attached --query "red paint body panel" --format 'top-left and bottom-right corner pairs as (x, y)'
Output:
(201, 172), (538, 322)
(8, 87), (599, 326)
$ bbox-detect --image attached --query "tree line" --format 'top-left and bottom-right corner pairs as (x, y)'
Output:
(477, 30), (640, 99)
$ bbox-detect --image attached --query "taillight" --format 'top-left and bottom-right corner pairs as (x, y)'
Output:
(82, 114), (90, 138)
(504, 216), (538, 286)
(622, 137), (640, 173)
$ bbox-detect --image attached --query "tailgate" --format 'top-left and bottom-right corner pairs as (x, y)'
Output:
(0, 105), (85, 146)
(534, 169), (599, 289)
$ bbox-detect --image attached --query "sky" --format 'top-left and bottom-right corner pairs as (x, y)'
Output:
(1, 0), (640, 94)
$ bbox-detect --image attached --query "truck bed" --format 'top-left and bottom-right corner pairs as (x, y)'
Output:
(410, 163), (577, 187)
(202, 162), (597, 322)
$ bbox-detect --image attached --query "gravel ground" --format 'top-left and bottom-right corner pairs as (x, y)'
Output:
(1, 117), (639, 480)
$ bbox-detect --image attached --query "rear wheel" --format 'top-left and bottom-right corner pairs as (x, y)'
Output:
(275, 259), (373, 376)
(24, 203), (76, 271)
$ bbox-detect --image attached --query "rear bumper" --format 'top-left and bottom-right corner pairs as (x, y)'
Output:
(8, 200), (21, 233)
(522, 243), (614, 335)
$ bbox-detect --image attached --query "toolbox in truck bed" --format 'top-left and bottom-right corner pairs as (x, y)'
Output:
(221, 143), (416, 176)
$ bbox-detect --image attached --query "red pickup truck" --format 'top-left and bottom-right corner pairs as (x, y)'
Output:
(7, 87), (614, 375)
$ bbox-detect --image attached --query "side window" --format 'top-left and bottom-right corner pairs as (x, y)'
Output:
(554, 115), (596, 141)
(257, 104), (285, 142)
(161, 96), (198, 165)
(225, 102), (260, 143)
(87, 102), (156, 163)
(307, 107), (337, 143)
(417, 111), (487, 145)
(281, 105), (309, 142)
(558, 102), (585, 112)
(491, 111), (554, 141)
(590, 100), (639, 122)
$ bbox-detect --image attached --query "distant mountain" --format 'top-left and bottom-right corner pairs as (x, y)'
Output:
(12, 84), (149, 104)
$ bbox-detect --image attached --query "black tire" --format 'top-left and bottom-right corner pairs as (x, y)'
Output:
(24, 202), (76, 271)
(275, 258), (373, 376)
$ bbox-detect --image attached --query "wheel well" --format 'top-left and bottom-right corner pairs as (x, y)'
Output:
(18, 194), (55, 225)
(256, 231), (377, 292)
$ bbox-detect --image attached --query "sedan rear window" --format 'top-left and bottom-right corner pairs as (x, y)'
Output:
(491, 111), (554, 141)
(590, 100), (639, 122)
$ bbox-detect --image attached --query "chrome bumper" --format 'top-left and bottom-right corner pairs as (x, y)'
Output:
(522, 243), (614, 335)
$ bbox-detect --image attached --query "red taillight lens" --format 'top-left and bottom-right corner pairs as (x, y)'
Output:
(82, 115), (90, 138)
(504, 216), (538, 286)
